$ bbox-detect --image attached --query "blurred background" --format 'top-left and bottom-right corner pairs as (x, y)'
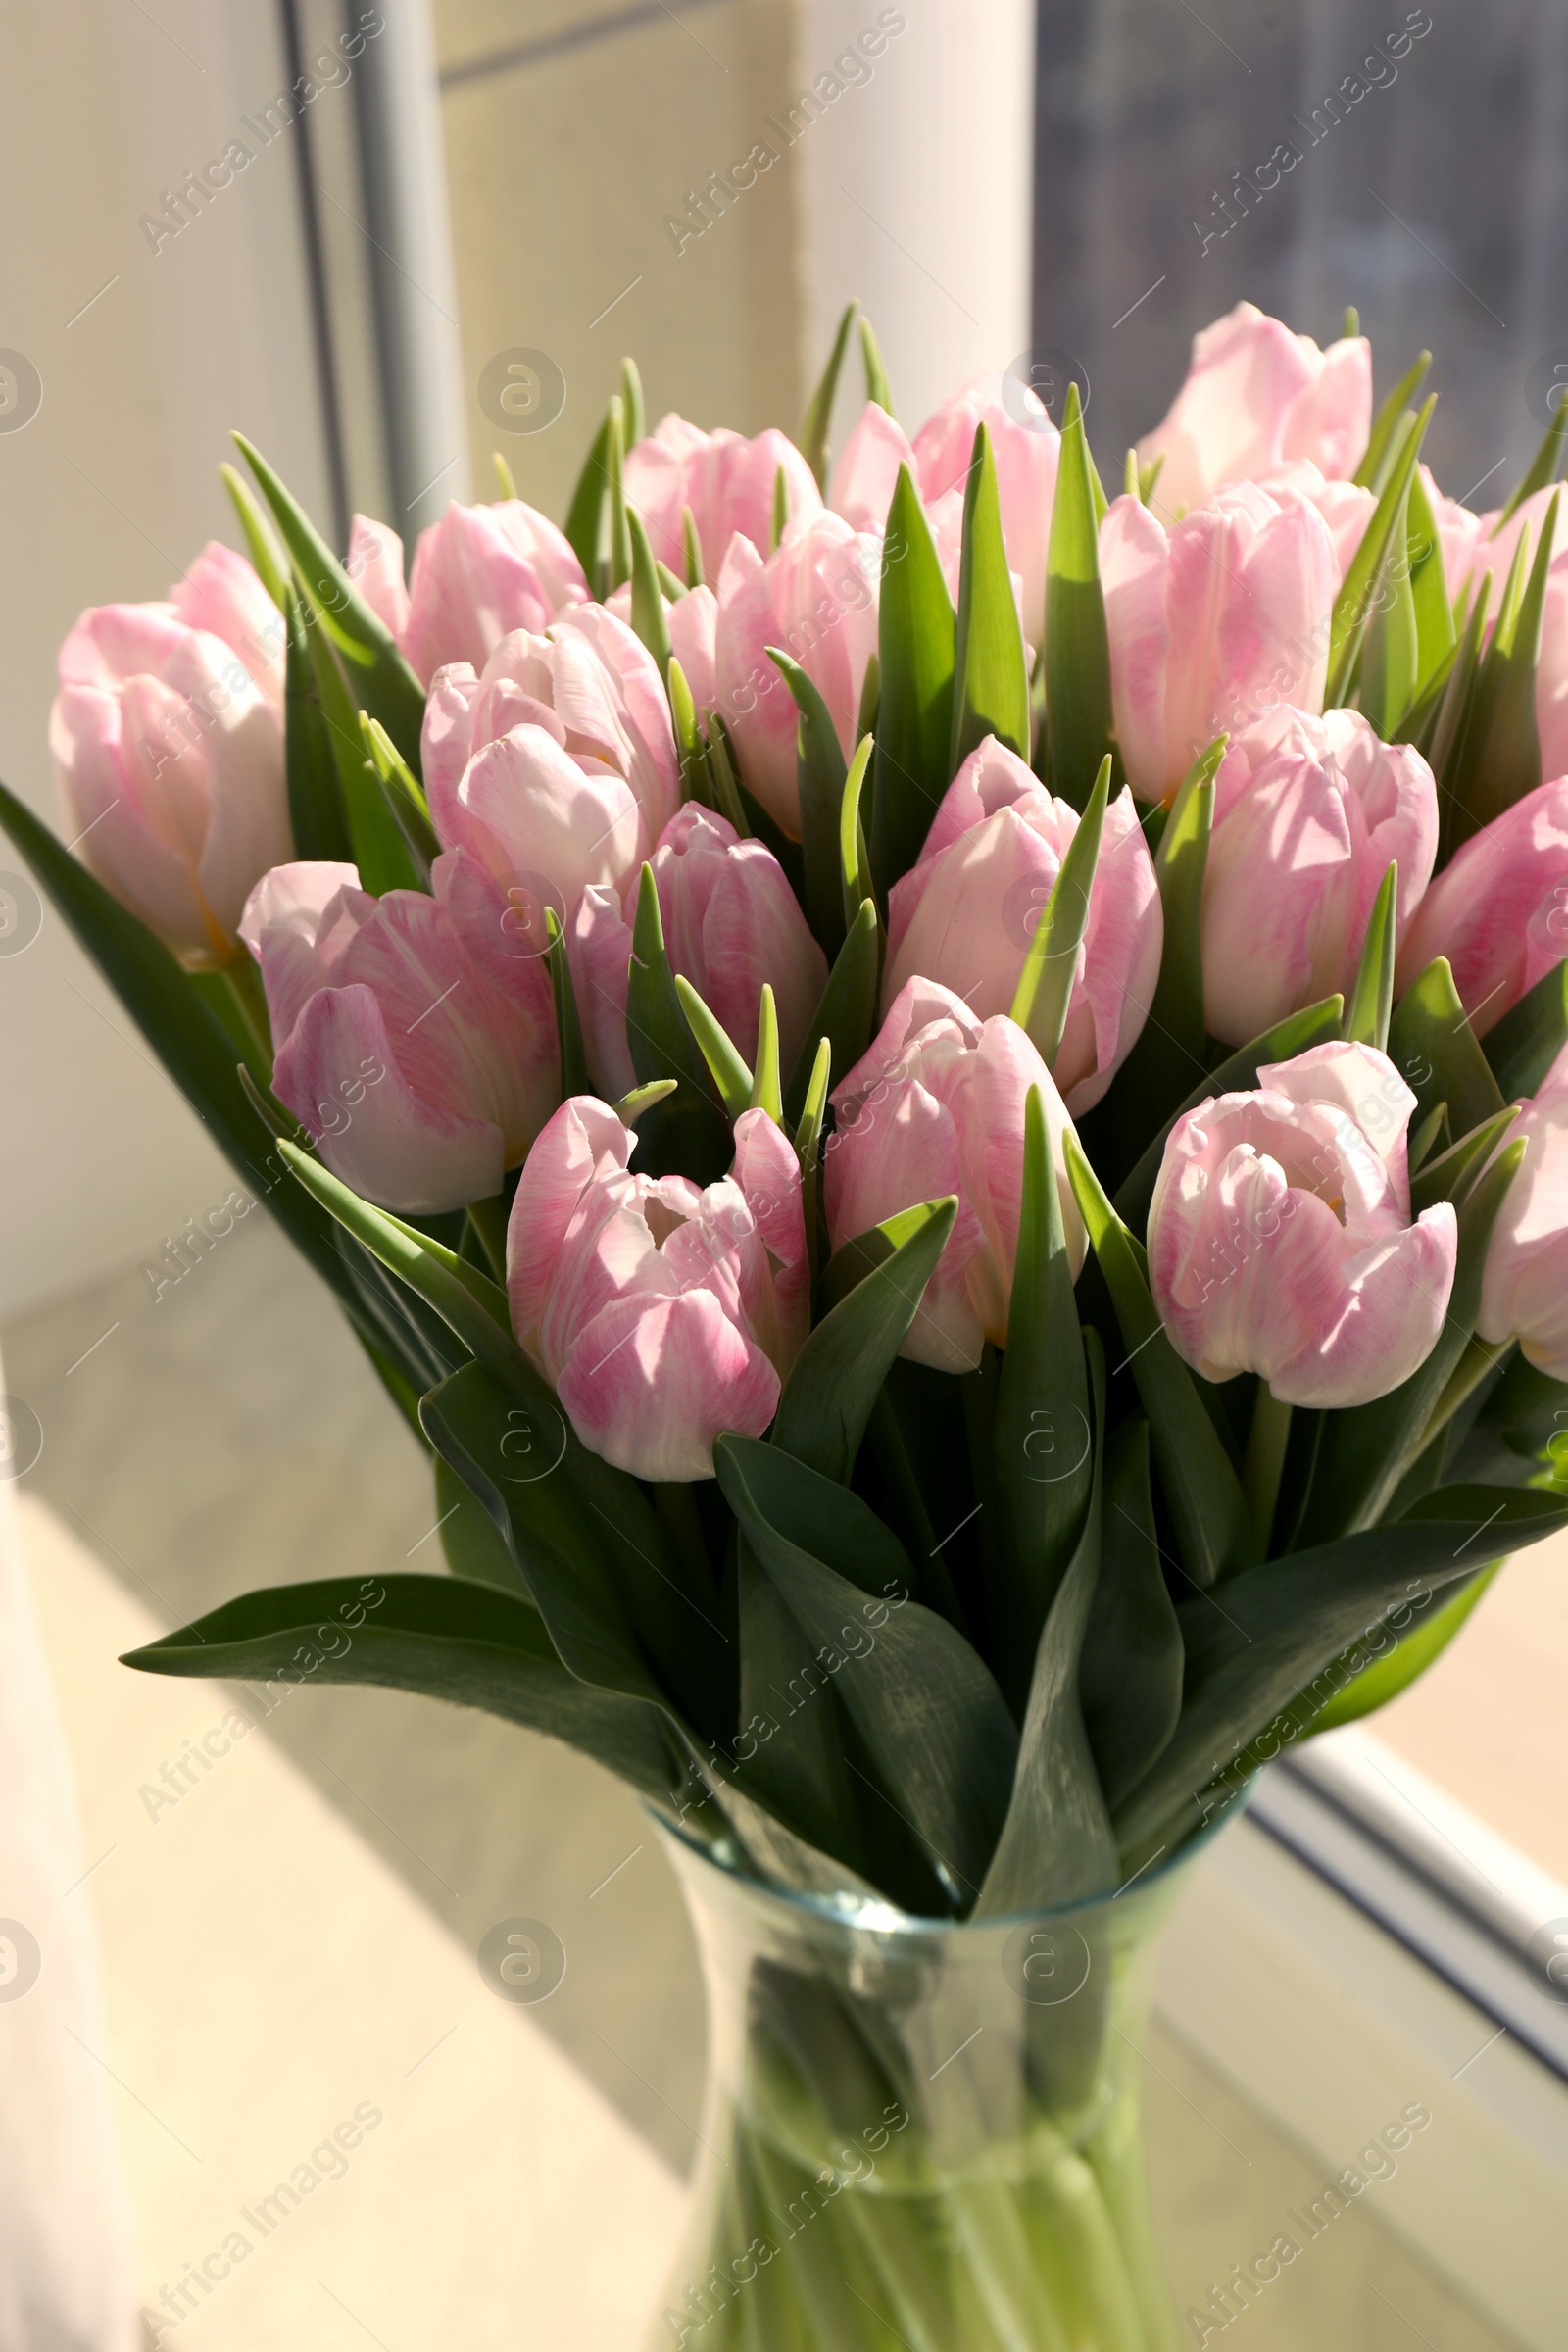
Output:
(1, 2), (1566, 2344)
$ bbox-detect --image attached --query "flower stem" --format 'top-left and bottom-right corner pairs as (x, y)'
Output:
(1243, 1383), (1292, 1553)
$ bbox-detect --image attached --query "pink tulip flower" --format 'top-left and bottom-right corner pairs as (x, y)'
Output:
(1203, 709), (1438, 1048)
(506, 1095), (808, 1480)
(1394, 778), (1568, 1036)
(1102, 482), (1338, 804)
(421, 610), (682, 936)
(52, 590), (289, 965)
(712, 513), (881, 835)
(1454, 483), (1568, 622)
(1136, 302), (1371, 514)
(625, 415), (822, 581)
(242, 851), (559, 1215)
(362, 500), (587, 686)
(823, 978), (1087, 1373)
(345, 514), (412, 641)
(1149, 1041), (1457, 1408)
(1539, 558), (1568, 788)
(833, 376), (1060, 642)
(168, 541), (287, 700)
(606, 577), (719, 714)
(1478, 1044), (1568, 1379)
(569, 804), (829, 1100)
(882, 736), (1161, 1111)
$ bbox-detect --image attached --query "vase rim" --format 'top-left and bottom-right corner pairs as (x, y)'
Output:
(648, 1791), (1238, 1937)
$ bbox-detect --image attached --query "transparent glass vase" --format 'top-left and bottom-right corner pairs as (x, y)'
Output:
(650, 1824), (1201, 2352)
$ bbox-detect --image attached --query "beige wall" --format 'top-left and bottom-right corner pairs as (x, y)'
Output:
(432, 0), (1036, 513)
(0, 2), (343, 1316)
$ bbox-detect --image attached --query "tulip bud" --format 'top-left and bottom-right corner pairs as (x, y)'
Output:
(713, 514), (881, 834)
(243, 850), (559, 1215)
(1148, 1041), (1458, 1408)
(1102, 483), (1338, 804)
(625, 416), (822, 580)
(398, 500), (588, 684)
(1478, 1044), (1568, 1378)
(1136, 301), (1371, 514)
(913, 377), (1059, 645)
(344, 514), (412, 641)
(1204, 709), (1439, 1048)
(883, 736), (1161, 1111)
(506, 1096), (807, 1480)
(568, 804), (829, 1100)
(421, 610), (683, 945)
(1394, 778), (1568, 1034)
(52, 590), (289, 965)
(824, 979), (1086, 1373)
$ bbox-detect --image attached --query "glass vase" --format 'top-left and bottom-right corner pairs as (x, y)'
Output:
(650, 1823), (1200, 2352)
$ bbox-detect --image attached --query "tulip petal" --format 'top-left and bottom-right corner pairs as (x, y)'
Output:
(559, 1287), (780, 1482)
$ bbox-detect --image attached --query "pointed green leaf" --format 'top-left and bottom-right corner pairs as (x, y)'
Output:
(858, 315), (894, 414)
(278, 1141), (526, 1386)
(1495, 387), (1568, 525)
(950, 424), (1030, 771)
(681, 505), (705, 591)
(121, 1572), (681, 1802)
(435, 1451), (529, 1592)
(750, 984), (782, 1120)
(1118, 1483), (1568, 1848)
(795, 1036), (832, 1165)
(627, 506), (672, 681)
(492, 452), (517, 500)
(1305, 1565), (1500, 1735)
(626, 866), (730, 1179)
(420, 1358), (727, 1730)
(978, 1330), (1117, 1914)
(718, 1435), (1016, 1899)
(783, 897), (879, 1127)
(281, 582), (353, 862)
(771, 1197), (958, 1482)
(1484, 956), (1568, 1101)
(1093, 739), (1219, 1165)
(360, 715), (439, 866)
(992, 1084), (1093, 1709)
(1388, 957), (1506, 1140)
(870, 465), (955, 894)
(1326, 398), (1433, 708)
(619, 355), (646, 448)
(1010, 757), (1110, 1071)
(615, 1077), (678, 1124)
(801, 300), (858, 489)
(731, 1548), (876, 1885)
(564, 409), (613, 583)
(839, 733), (874, 937)
(233, 435), (425, 773)
(544, 905), (589, 1099)
(604, 395), (632, 598)
(1448, 491), (1557, 848)
(770, 461), (790, 553)
(300, 617), (423, 894)
(220, 463), (289, 607)
(1409, 1105), (1518, 1218)
(1352, 350), (1431, 490)
(1080, 1419), (1184, 1810)
(1344, 861), (1397, 1049)
(1044, 382), (1115, 809)
(1357, 468), (1421, 736)
(1406, 461), (1456, 694)
(769, 647), (849, 956)
(673, 974), (752, 1118)
(1066, 1133), (1253, 1587)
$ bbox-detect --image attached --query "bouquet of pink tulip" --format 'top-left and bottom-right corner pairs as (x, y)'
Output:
(13, 300), (1568, 2346)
